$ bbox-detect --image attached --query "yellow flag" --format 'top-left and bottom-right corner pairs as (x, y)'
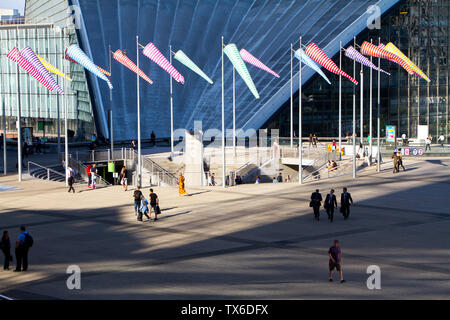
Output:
(37, 54), (72, 82)
(384, 43), (430, 82)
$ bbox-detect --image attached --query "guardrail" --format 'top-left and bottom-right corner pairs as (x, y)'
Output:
(28, 161), (66, 181)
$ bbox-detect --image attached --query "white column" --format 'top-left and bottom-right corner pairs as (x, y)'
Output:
(290, 43), (293, 148)
(298, 37), (303, 184)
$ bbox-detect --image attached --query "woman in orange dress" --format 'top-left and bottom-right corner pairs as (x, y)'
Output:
(178, 173), (188, 196)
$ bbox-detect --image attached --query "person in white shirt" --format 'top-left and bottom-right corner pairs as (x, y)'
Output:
(438, 134), (445, 148)
(425, 136), (432, 152)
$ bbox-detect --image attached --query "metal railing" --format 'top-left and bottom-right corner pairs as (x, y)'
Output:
(28, 161), (66, 181)
(68, 156), (111, 187)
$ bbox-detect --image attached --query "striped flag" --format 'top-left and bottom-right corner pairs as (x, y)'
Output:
(37, 54), (72, 82)
(305, 43), (358, 85)
(344, 46), (390, 75)
(239, 49), (280, 78)
(384, 42), (430, 82)
(7, 47), (54, 92)
(294, 48), (331, 85)
(379, 43), (419, 78)
(142, 43), (184, 84)
(64, 48), (111, 77)
(174, 50), (213, 84)
(20, 47), (64, 94)
(66, 45), (113, 89)
(113, 50), (153, 85)
(224, 44), (259, 99)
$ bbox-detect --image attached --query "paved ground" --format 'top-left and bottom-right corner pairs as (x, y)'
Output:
(0, 157), (450, 299)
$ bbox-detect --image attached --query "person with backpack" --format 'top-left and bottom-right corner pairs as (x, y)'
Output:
(14, 226), (33, 272)
(133, 187), (143, 220)
(1, 231), (12, 270)
(149, 189), (160, 221)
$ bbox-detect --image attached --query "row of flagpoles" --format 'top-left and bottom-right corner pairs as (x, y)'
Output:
(5, 30), (431, 186)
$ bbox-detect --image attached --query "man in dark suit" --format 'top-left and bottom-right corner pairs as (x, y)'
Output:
(311, 189), (322, 221)
(324, 189), (338, 222)
(340, 188), (353, 220)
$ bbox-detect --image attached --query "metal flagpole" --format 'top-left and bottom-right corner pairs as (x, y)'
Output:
(136, 35), (142, 187)
(0, 36), (7, 175)
(377, 37), (381, 173)
(221, 36), (226, 188)
(339, 40), (342, 161)
(15, 26), (22, 182)
(299, 37), (303, 184)
(169, 45), (174, 156)
(57, 31), (62, 160)
(360, 64), (364, 147)
(369, 39), (373, 161)
(360, 67), (364, 166)
(63, 28), (69, 187)
(109, 44), (114, 159)
(233, 67), (236, 157)
(290, 43), (293, 148)
(352, 36), (356, 179)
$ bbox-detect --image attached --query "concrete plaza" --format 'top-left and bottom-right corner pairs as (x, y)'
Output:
(0, 157), (450, 299)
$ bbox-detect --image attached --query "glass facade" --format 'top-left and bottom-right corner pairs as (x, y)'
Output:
(0, 21), (96, 141)
(265, 0), (449, 141)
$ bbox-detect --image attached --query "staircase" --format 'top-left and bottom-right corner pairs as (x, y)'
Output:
(28, 162), (67, 183)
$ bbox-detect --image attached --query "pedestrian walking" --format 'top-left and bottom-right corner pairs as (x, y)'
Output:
(438, 134), (445, 148)
(397, 149), (406, 171)
(340, 188), (353, 220)
(150, 131), (156, 147)
(392, 152), (399, 173)
(120, 166), (128, 191)
(178, 173), (189, 196)
(86, 164), (92, 188)
(149, 189), (160, 221)
(90, 164), (98, 189)
(310, 189), (322, 221)
(14, 226), (33, 272)
(313, 134), (318, 148)
(67, 165), (75, 193)
(309, 134), (313, 148)
(133, 187), (143, 220)
(425, 135), (432, 152)
(139, 196), (151, 221)
(131, 140), (137, 151)
(328, 240), (345, 283)
(324, 189), (338, 223)
(1, 231), (12, 270)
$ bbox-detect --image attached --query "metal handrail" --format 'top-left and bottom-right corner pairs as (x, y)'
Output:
(28, 161), (66, 181)
(68, 156), (111, 186)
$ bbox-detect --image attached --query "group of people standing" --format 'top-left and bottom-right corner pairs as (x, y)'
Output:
(1, 226), (33, 272)
(392, 150), (406, 174)
(133, 187), (161, 222)
(310, 188), (353, 222)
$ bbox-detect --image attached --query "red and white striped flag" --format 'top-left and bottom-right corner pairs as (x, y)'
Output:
(142, 42), (184, 84)
(113, 50), (153, 85)
(305, 43), (358, 85)
(7, 47), (54, 92)
(239, 49), (280, 78)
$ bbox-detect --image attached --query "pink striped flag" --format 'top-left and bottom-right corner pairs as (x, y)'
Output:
(7, 47), (54, 92)
(142, 42), (184, 84)
(113, 50), (153, 85)
(239, 49), (280, 78)
(305, 43), (358, 85)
